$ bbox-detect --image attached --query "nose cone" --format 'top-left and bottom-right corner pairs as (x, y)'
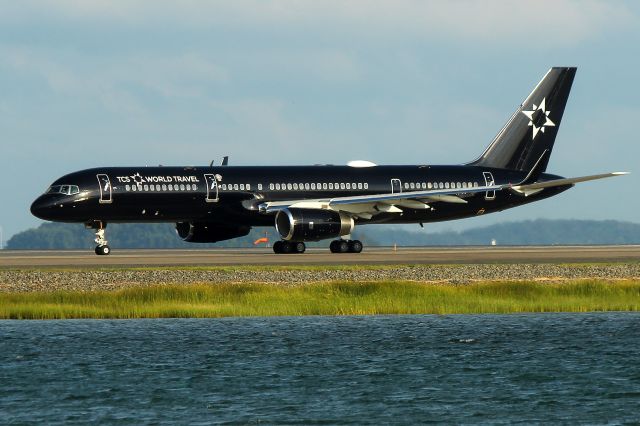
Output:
(30, 195), (53, 220)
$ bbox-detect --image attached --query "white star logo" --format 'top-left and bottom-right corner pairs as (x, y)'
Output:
(521, 97), (555, 140)
(130, 172), (144, 187)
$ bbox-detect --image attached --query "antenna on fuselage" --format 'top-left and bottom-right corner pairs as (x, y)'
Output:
(209, 160), (215, 167)
(222, 156), (229, 166)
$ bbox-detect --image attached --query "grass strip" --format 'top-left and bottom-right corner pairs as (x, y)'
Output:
(1, 280), (639, 319)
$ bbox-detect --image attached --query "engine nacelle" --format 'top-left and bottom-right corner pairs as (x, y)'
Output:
(176, 222), (251, 243)
(275, 208), (354, 242)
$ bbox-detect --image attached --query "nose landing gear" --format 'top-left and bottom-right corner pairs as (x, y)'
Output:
(87, 221), (111, 256)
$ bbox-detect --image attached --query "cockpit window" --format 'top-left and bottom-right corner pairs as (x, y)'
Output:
(46, 185), (80, 195)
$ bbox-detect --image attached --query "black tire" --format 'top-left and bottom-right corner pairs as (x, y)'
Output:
(329, 240), (338, 253)
(95, 245), (111, 256)
(280, 241), (292, 254)
(294, 242), (306, 253)
(337, 240), (349, 253)
(349, 240), (363, 253)
(273, 241), (283, 254)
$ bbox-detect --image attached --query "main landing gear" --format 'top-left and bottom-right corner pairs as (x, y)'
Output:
(272, 239), (363, 254)
(88, 221), (111, 256)
(273, 240), (306, 254)
(329, 239), (363, 254)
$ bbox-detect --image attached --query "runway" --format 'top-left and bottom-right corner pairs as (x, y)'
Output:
(1, 246), (639, 268)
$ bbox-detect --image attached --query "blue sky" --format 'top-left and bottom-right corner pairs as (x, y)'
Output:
(1, 1), (638, 243)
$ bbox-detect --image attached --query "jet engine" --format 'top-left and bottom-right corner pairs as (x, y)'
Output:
(275, 208), (354, 241)
(176, 222), (251, 243)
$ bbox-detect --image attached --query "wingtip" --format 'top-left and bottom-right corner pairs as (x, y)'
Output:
(612, 171), (630, 176)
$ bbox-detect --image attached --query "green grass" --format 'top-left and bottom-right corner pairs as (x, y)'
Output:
(2, 280), (640, 319)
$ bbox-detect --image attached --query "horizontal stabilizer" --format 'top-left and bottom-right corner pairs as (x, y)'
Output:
(511, 172), (628, 196)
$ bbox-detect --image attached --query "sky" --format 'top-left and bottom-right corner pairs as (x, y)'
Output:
(1, 0), (639, 244)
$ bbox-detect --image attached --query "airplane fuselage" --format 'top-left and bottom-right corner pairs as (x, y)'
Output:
(31, 164), (568, 226)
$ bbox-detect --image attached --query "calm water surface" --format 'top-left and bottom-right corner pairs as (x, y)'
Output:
(1, 313), (640, 424)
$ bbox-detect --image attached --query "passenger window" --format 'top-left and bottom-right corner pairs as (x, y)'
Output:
(427, 182), (432, 189)
(247, 184), (251, 190)
(311, 183), (316, 190)
(240, 184), (245, 190)
(340, 183), (345, 189)
(275, 183), (280, 190)
(404, 183), (409, 189)
(293, 183), (298, 190)
(305, 183), (310, 190)
(286, 183), (292, 190)
(364, 183), (368, 189)
(126, 185), (131, 191)
(474, 182), (479, 187)
(329, 183), (334, 189)
(233, 184), (239, 190)
(323, 183), (327, 189)
(410, 183), (415, 189)
(357, 183), (362, 189)
(269, 183), (274, 190)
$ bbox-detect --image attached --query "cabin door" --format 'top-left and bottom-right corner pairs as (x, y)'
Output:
(204, 174), (219, 202)
(483, 172), (495, 200)
(391, 178), (402, 194)
(96, 174), (112, 204)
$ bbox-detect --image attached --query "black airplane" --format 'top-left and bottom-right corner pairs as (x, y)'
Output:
(31, 67), (626, 255)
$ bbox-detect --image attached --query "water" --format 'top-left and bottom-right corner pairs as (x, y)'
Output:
(2, 314), (640, 424)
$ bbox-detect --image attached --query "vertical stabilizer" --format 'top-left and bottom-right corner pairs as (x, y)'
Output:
(468, 67), (576, 172)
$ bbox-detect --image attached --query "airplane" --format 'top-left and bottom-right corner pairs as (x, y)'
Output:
(31, 67), (627, 255)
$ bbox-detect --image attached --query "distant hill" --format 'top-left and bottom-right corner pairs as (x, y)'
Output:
(6, 219), (640, 250)
(360, 219), (640, 246)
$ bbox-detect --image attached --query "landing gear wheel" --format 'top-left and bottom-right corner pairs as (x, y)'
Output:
(330, 240), (350, 253)
(95, 245), (111, 256)
(349, 240), (363, 253)
(273, 240), (304, 254)
(280, 241), (292, 254)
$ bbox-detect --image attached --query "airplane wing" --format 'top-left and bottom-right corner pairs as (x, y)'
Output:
(258, 184), (506, 218)
(258, 171), (628, 218)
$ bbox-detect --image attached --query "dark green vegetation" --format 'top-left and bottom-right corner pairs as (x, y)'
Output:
(7, 219), (640, 249)
(2, 280), (639, 319)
